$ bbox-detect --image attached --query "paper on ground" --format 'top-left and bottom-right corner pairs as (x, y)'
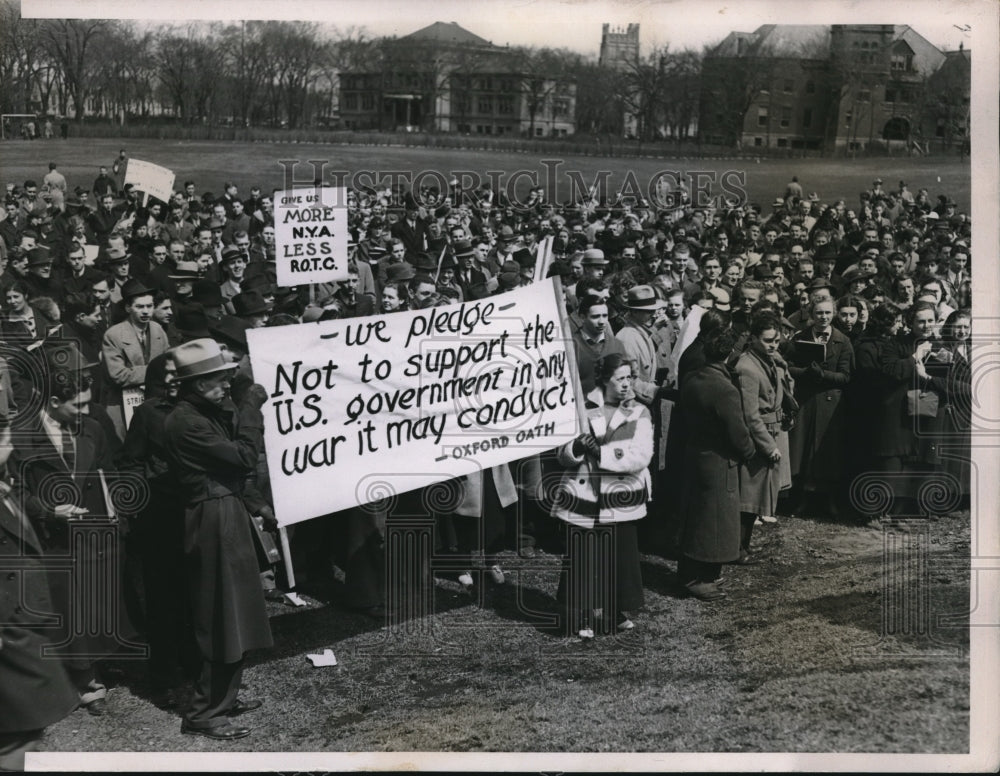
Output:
(307, 649), (337, 667)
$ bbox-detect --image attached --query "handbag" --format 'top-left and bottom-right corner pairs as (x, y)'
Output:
(906, 389), (939, 418)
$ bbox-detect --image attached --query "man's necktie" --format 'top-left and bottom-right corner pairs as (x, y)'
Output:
(61, 424), (75, 473)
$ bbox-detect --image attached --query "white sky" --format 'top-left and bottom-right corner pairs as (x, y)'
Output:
(24, 0), (979, 55)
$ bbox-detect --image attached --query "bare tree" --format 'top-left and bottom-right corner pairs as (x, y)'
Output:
(39, 18), (113, 121)
(0, 0), (48, 114)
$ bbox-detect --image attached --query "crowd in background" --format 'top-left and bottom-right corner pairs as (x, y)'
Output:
(0, 151), (973, 757)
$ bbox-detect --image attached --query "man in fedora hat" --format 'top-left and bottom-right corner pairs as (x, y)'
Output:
(615, 285), (667, 407)
(453, 239), (487, 300)
(22, 245), (63, 302)
(102, 239), (135, 306)
(232, 290), (272, 329)
(101, 279), (169, 439)
(164, 339), (272, 740)
(581, 248), (608, 281)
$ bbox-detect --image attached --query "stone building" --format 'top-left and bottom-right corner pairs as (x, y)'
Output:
(338, 22), (576, 137)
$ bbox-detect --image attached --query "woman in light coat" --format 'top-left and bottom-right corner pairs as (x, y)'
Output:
(734, 312), (793, 560)
(553, 354), (653, 639)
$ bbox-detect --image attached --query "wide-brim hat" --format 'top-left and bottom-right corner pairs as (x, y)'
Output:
(808, 277), (835, 292)
(625, 284), (666, 311)
(104, 245), (129, 262)
(171, 338), (238, 381)
(497, 225), (516, 242)
(512, 247), (535, 268)
(168, 261), (201, 280)
(582, 248), (607, 266)
(207, 216), (226, 230)
(220, 245), (245, 263)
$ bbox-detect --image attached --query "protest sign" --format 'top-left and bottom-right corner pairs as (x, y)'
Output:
(123, 159), (175, 204)
(274, 186), (349, 286)
(121, 386), (145, 429)
(246, 279), (582, 527)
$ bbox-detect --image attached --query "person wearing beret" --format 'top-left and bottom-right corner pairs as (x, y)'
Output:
(163, 339), (272, 740)
(0, 412), (79, 769)
(101, 279), (170, 440)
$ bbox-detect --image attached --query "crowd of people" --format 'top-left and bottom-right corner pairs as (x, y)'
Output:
(0, 151), (973, 758)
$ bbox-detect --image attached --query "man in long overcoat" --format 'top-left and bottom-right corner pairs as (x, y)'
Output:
(678, 329), (755, 601)
(786, 299), (854, 516)
(164, 338), (272, 740)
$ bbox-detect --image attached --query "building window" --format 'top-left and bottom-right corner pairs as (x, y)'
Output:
(757, 108), (768, 127)
(885, 88), (895, 103)
(783, 79), (793, 93)
(802, 108), (812, 128)
(805, 80), (815, 94)
(361, 94), (374, 110)
(777, 138), (788, 148)
(780, 107), (791, 128)
(553, 98), (569, 118)
(478, 96), (492, 114)
(344, 94), (358, 110)
(497, 96), (513, 115)
(754, 137), (763, 147)
(499, 78), (513, 92)
(535, 127), (544, 137)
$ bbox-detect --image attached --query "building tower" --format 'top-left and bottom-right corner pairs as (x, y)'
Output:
(599, 23), (640, 69)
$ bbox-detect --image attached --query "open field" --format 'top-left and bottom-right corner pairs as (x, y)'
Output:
(0, 137), (972, 214)
(41, 512), (970, 754)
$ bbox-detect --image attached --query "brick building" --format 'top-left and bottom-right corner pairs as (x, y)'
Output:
(699, 24), (969, 153)
(338, 22), (576, 137)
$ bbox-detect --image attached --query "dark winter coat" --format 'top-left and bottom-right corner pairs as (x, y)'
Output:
(0, 489), (79, 732)
(787, 326), (854, 483)
(164, 392), (273, 664)
(679, 362), (755, 563)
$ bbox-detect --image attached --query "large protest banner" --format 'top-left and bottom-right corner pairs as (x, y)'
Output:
(274, 185), (349, 286)
(246, 279), (582, 527)
(123, 159), (175, 204)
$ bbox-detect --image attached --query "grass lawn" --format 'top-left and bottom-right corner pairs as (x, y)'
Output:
(1, 137), (971, 214)
(43, 511), (969, 755)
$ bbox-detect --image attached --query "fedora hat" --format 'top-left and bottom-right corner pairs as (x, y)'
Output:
(220, 245), (245, 263)
(207, 216), (226, 230)
(411, 252), (437, 272)
(171, 338), (238, 381)
(582, 248), (608, 266)
(104, 244), (129, 262)
(386, 262), (416, 283)
(808, 277), (835, 292)
(168, 261), (201, 280)
(192, 279), (224, 307)
(26, 246), (53, 267)
(706, 287), (731, 311)
(625, 285), (666, 311)
(497, 271), (520, 290)
(42, 340), (99, 371)
(121, 278), (154, 302)
(452, 239), (475, 258)
(232, 290), (272, 317)
(175, 305), (213, 339)
(497, 225), (516, 242)
(512, 247), (535, 268)
(209, 315), (249, 351)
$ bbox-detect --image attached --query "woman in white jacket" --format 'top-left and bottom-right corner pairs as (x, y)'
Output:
(553, 354), (653, 639)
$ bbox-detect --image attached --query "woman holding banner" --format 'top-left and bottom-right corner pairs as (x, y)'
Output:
(553, 354), (653, 639)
